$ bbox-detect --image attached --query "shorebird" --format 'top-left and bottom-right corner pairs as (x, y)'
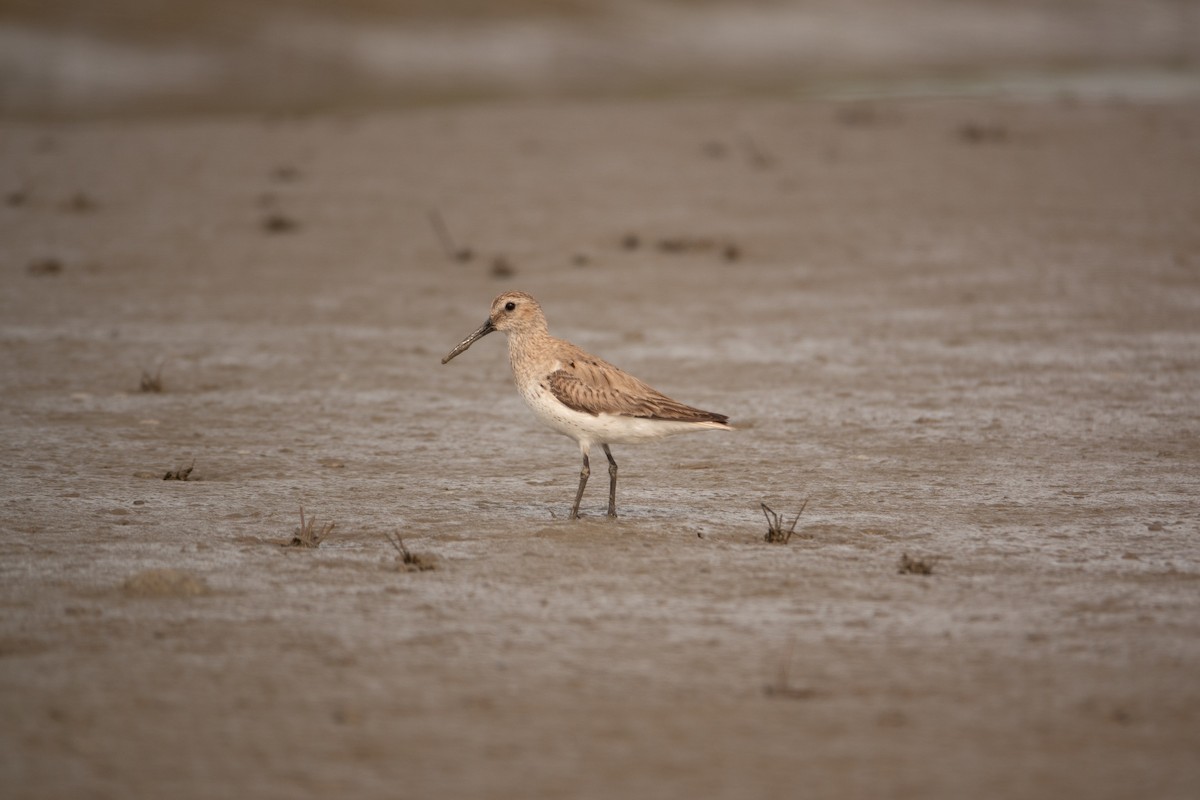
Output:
(442, 291), (731, 519)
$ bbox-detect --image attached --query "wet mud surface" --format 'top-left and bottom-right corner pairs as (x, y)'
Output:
(1, 98), (1199, 798)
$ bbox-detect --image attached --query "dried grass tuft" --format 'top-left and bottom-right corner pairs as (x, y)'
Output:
(286, 505), (334, 548)
(761, 500), (808, 544)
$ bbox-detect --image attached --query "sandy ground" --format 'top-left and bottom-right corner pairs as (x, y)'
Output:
(1, 96), (1199, 798)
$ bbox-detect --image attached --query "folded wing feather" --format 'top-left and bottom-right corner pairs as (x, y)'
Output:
(546, 357), (728, 424)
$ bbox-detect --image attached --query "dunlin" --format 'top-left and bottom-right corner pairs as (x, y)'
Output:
(442, 291), (731, 519)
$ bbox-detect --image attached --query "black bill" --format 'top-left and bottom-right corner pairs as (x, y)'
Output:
(441, 318), (496, 364)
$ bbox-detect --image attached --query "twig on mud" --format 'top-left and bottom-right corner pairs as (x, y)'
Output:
(762, 500), (808, 543)
(383, 530), (437, 571)
(763, 637), (816, 700)
(286, 505), (334, 548)
(427, 208), (473, 263)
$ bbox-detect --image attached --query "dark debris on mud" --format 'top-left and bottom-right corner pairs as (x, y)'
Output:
(898, 553), (939, 575)
(162, 460), (194, 481)
(139, 363), (164, 393)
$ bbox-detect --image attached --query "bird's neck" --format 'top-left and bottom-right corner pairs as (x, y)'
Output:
(505, 327), (554, 382)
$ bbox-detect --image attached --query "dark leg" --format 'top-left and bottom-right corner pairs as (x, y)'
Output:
(601, 444), (618, 518)
(570, 453), (590, 520)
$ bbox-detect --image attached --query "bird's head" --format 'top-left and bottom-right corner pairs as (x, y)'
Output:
(441, 291), (547, 364)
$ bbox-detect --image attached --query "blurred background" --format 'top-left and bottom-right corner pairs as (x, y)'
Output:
(2, 0), (1198, 118)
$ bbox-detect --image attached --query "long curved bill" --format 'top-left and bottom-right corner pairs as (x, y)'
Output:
(441, 318), (496, 364)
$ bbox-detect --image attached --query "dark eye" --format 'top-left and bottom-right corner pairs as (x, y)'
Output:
(504, 301), (516, 311)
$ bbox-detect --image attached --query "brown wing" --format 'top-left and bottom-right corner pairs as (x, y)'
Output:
(545, 353), (728, 423)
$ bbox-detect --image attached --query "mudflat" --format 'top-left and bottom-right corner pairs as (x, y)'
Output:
(1, 97), (1198, 798)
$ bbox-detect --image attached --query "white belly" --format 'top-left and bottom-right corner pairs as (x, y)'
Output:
(517, 381), (711, 450)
